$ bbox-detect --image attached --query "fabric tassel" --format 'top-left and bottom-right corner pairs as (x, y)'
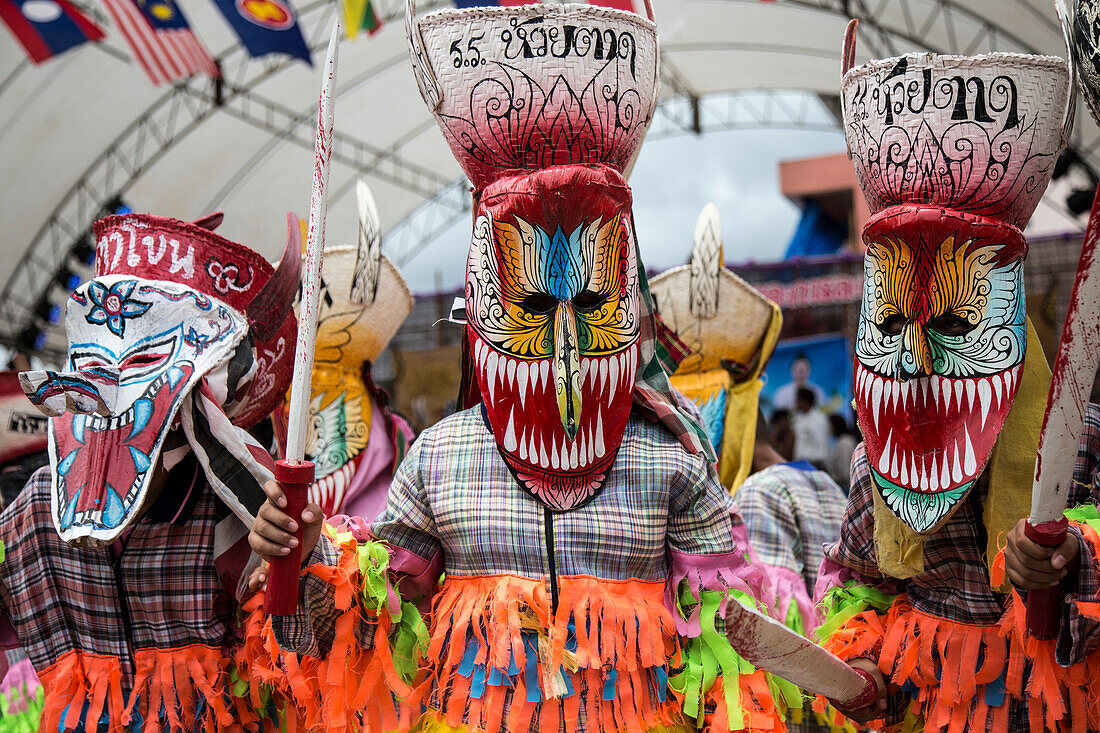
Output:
(816, 578), (1100, 733)
(0, 678), (43, 733)
(668, 587), (788, 732)
(38, 645), (248, 733)
(236, 528), (423, 733)
(416, 574), (686, 733)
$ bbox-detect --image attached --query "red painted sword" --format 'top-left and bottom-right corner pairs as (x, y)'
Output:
(1025, 182), (1100, 639)
(265, 17), (340, 616)
(725, 596), (877, 710)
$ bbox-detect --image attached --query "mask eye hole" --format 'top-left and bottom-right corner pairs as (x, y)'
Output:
(927, 314), (974, 336)
(573, 290), (606, 313)
(877, 314), (908, 336)
(522, 293), (558, 315)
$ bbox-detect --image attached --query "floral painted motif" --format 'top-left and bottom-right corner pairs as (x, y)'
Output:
(85, 280), (152, 337)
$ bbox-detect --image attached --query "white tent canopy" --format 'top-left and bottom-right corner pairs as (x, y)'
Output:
(0, 0), (1092, 355)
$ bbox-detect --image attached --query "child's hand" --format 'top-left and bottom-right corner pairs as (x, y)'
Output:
(832, 657), (887, 723)
(248, 480), (323, 563)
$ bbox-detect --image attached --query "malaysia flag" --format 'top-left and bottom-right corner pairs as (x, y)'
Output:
(0, 0), (104, 64)
(100, 0), (218, 86)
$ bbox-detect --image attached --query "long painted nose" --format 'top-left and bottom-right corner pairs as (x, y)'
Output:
(553, 301), (582, 440)
(19, 366), (120, 418)
(896, 321), (933, 380)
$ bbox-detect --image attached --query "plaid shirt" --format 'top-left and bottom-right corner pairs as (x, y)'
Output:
(736, 463), (847, 733)
(736, 462), (847, 596)
(0, 462), (240, 690)
(820, 405), (1100, 725)
(280, 406), (741, 732)
(372, 406), (734, 582)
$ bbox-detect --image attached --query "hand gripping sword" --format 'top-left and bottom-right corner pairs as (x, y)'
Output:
(265, 17), (340, 616)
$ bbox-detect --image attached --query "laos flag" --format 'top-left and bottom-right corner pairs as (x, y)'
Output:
(210, 0), (310, 63)
(0, 0), (105, 64)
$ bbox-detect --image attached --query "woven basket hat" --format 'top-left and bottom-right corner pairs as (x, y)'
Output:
(648, 203), (780, 379)
(310, 249), (413, 367)
(1064, 0), (1100, 125)
(842, 52), (1071, 229)
(405, 0), (660, 189)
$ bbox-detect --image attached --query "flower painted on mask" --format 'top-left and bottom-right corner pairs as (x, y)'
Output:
(206, 259), (254, 295)
(85, 280), (152, 337)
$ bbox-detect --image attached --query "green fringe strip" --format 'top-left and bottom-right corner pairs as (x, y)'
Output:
(815, 580), (898, 644)
(0, 682), (43, 733)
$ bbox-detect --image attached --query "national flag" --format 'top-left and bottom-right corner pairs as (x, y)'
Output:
(341, 0), (381, 38)
(0, 0), (104, 64)
(210, 0), (310, 63)
(100, 0), (218, 86)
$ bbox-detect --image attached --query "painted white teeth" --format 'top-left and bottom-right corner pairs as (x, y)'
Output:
(1005, 368), (1014, 394)
(517, 361), (529, 407)
(540, 361), (550, 393)
(878, 429), (893, 475)
(569, 441), (579, 469)
(952, 440), (963, 483)
(550, 437), (561, 469)
(599, 358), (609, 395)
(900, 454), (909, 484)
(871, 378), (882, 428)
(530, 433), (539, 465)
(939, 376), (952, 410)
(900, 379), (909, 409)
(518, 427), (528, 460)
(609, 353), (619, 392)
(977, 378), (991, 427)
(954, 380), (964, 412)
(595, 412), (606, 458)
(991, 372), (1002, 407)
(964, 428), (977, 476)
(539, 435), (549, 467)
(504, 409), (518, 452)
(965, 380), (976, 412)
(940, 452), (950, 487)
(928, 455), (939, 491)
(486, 351), (498, 402)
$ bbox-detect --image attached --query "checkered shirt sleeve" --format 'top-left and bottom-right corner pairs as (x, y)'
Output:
(371, 432), (441, 562)
(667, 450), (735, 558)
(1058, 403), (1100, 665)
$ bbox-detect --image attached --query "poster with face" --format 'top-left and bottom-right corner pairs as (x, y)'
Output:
(761, 335), (853, 422)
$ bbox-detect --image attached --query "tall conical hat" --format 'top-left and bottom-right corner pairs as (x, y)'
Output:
(843, 50), (1071, 229)
(292, 180), (413, 514)
(405, 0), (660, 189)
(649, 203), (781, 379)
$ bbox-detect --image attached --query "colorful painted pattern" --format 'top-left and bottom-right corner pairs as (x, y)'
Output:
(853, 208), (1026, 532)
(466, 165), (641, 512)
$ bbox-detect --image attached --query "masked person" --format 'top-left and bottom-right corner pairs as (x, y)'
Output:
(247, 3), (796, 732)
(277, 180), (415, 521)
(3, 211), (302, 732)
(649, 202), (783, 492)
(815, 27), (1100, 732)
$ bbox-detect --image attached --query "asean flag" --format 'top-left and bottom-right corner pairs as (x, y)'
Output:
(210, 0), (310, 63)
(0, 0), (104, 64)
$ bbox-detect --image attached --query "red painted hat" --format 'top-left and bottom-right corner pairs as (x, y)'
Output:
(91, 212), (300, 428)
